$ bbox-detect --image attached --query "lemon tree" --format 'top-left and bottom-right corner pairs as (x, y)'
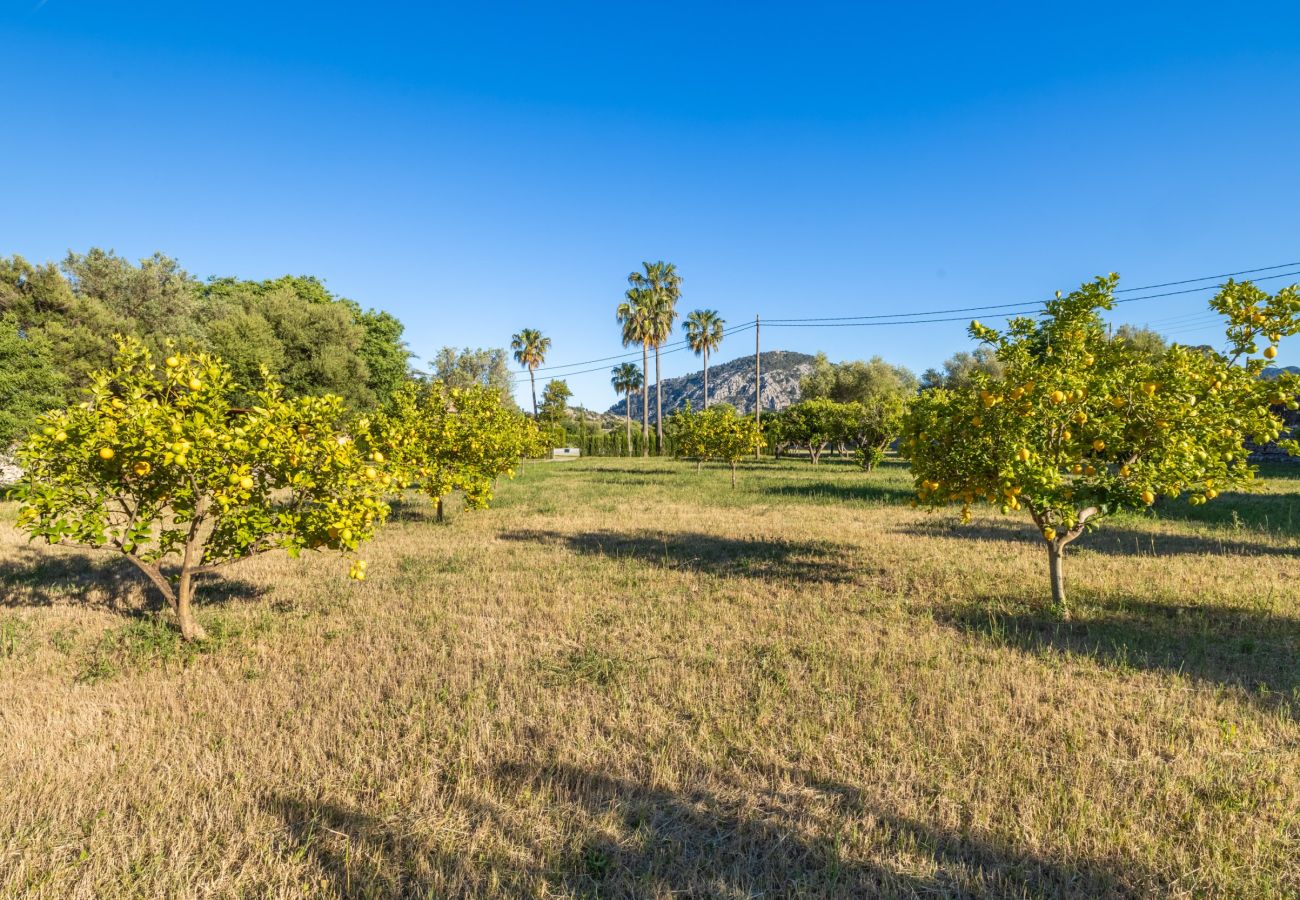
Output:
(902, 275), (1300, 617)
(669, 403), (762, 486)
(11, 338), (392, 640)
(667, 403), (708, 471)
(363, 380), (538, 520)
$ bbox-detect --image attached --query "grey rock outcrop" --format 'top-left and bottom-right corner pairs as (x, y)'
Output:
(607, 351), (815, 422)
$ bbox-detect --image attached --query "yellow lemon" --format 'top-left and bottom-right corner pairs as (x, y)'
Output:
(98, 447), (115, 460)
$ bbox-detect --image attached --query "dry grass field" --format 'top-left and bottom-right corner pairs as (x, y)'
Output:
(2, 455), (1299, 898)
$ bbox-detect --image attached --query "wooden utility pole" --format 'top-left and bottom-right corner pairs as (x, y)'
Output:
(754, 314), (762, 458)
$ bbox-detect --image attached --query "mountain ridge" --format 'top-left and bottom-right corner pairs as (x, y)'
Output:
(605, 350), (816, 420)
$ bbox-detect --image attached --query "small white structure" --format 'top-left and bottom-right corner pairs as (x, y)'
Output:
(552, 447), (581, 460)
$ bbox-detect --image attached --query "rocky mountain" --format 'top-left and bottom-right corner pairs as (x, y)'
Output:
(606, 351), (816, 421)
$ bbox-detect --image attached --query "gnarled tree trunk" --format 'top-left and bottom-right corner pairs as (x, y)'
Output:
(125, 553), (209, 641)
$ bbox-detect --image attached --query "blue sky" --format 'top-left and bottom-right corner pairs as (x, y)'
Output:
(3, 2), (1298, 408)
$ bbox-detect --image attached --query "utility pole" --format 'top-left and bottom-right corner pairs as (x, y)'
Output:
(754, 314), (761, 458)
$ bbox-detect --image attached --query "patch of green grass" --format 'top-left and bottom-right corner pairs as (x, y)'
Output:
(1, 615), (32, 660)
(76, 613), (240, 684)
(539, 646), (628, 689)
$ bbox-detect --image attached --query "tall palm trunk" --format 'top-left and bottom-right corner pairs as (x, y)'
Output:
(703, 346), (709, 408)
(529, 368), (538, 418)
(654, 344), (663, 450)
(641, 344), (649, 457)
(624, 392), (632, 456)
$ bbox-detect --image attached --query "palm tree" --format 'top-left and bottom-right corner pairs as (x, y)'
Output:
(510, 328), (551, 417)
(627, 261), (681, 447)
(610, 362), (644, 455)
(683, 309), (726, 408)
(616, 289), (653, 456)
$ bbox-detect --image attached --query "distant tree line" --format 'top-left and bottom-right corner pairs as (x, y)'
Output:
(0, 249), (412, 443)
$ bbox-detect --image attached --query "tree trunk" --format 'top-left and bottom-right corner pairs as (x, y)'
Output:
(175, 569), (207, 641)
(809, 442), (823, 465)
(625, 401), (631, 457)
(127, 550), (209, 643)
(530, 369), (538, 418)
(703, 348), (709, 409)
(696, 459), (703, 473)
(654, 345), (664, 451)
(174, 509), (209, 641)
(437, 496), (445, 523)
(1047, 540), (1069, 619)
(730, 461), (737, 489)
(641, 345), (650, 457)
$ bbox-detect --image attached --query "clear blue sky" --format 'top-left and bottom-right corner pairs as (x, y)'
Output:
(3, 1), (1298, 408)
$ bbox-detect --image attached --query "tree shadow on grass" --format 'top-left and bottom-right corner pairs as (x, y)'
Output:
(761, 480), (913, 506)
(270, 794), (464, 898)
(576, 465), (683, 476)
(269, 765), (1167, 899)
(498, 529), (866, 585)
(586, 475), (688, 488)
(385, 495), (440, 524)
(0, 546), (267, 611)
(940, 597), (1300, 715)
(1141, 487), (1300, 538)
(896, 516), (1298, 557)
(488, 760), (1166, 898)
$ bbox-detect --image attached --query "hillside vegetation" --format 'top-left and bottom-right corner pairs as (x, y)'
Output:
(2, 456), (1298, 897)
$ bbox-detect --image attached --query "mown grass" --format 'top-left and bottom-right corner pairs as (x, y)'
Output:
(1, 455), (1298, 898)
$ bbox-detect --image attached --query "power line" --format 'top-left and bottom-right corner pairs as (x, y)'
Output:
(510, 322), (757, 384)
(504, 261), (1299, 384)
(761, 262), (1300, 325)
(761, 269), (1300, 328)
(517, 320), (755, 378)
